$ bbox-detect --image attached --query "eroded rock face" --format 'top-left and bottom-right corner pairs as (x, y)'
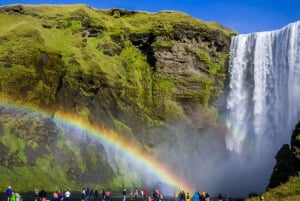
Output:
(268, 122), (300, 189)
(0, 5), (26, 14)
(268, 144), (294, 188)
(291, 122), (300, 174)
(128, 23), (233, 106)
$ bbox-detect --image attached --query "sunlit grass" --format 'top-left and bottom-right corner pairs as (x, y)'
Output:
(244, 176), (300, 201)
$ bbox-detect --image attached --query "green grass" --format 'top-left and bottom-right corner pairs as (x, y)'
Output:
(22, 4), (236, 35)
(0, 4), (236, 192)
(244, 176), (300, 201)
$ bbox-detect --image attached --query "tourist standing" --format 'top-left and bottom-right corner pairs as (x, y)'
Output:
(50, 192), (61, 201)
(217, 193), (223, 201)
(34, 189), (39, 201)
(10, 192), (16, 201)
(186, 193), (190, 201)
(38, 189), (47, 201)
(6, 186), (12, 201)
(134, 189), (138, 200)
(192, 192), (199, 201)
(104, 189), (111, 201)
(81, 189), (86, 201)
(94, 189), (99, 201)
(65, 190), (71, 201)
(15, 192), (21, 201)
(122, 189), (126, 201)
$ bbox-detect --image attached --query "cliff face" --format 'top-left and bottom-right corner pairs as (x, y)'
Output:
(291, 122), (300, 173)
(268, 122), (300, 189)
(0, 5), (235, 190)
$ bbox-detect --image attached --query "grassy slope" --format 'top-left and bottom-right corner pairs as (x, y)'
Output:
(244, 176), (300, 201)
(0, 4), (237, 192)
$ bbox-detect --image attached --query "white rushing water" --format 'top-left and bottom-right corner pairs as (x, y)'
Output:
(226, 20), (300, 186)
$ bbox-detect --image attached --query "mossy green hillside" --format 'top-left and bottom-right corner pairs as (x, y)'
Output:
(0, 4), (234, 118)
(0, 4), (235, 191)
(0, 110), (115, 191)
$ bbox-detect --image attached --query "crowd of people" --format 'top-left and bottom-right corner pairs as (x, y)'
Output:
(5, 185), (266, 201)
(174, 190), (212, 201)
(81, 188), (100, 201)
(5, 186), (22, 201)
(5, 186), (71, 201)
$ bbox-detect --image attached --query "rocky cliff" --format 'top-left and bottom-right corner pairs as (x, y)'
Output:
(0, 4), (235, 191)
(268, 122), (300, 189)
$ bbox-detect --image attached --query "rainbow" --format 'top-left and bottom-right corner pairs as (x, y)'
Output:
(0, 98), (194, 193)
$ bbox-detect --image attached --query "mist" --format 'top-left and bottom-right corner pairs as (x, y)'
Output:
(151, 120), (276, 198)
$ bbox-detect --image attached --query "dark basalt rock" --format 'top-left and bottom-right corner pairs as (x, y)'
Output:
(268, 122), (300, 189)
(0, 5), (26, 14)
(291, 122), (300, 174)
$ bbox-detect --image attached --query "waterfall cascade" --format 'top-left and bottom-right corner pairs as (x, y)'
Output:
(222, 20), (300, 197)
(226, 21), (300, 156)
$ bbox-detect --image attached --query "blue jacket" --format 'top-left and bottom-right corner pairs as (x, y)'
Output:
(192, 192), (199, 201)
(6, 188), (12, 196)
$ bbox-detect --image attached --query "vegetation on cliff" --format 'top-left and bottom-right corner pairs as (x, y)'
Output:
(0, 4), (235, 191)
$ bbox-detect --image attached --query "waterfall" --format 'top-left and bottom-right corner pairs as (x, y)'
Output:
(226, 21), (300, 160)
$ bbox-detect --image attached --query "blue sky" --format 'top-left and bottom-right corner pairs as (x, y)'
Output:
(1, 0), (300, 33)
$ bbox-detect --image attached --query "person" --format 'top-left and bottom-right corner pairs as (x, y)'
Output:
(217, 193), (223, 201)
(102, 189), (105, 200)
(204, 192), (210, 201)
(134, 189), (138, 200)
(10, 192), (16, 201)
(153, 190), (159, 201)
(89, 189), (94, 201)
(158, 194), (164, 201)
(34, 189), (39, 201)
(39, 188), (47, 201)
(58, 190), (64, 201)
(143, 189), (148, 200)
(179, 191), (185, 201)
(104, 189), (110, 201)
(15, 192), (21, 201)
(50, 192), (61, 201)
(130, 190), (133, 200)
(65, 190), (71, 201)
(122, 189), (126, 201)
(81, 189), (86, 201)
(6, 186), (13, 201)
(174, 190), (179, 201)
(85, 188), (90, 201)
(259, 194), (264, 201)
(192, 192), (199, 201)
(186, 193), (190, 201)
(94, 189), (99, 201)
